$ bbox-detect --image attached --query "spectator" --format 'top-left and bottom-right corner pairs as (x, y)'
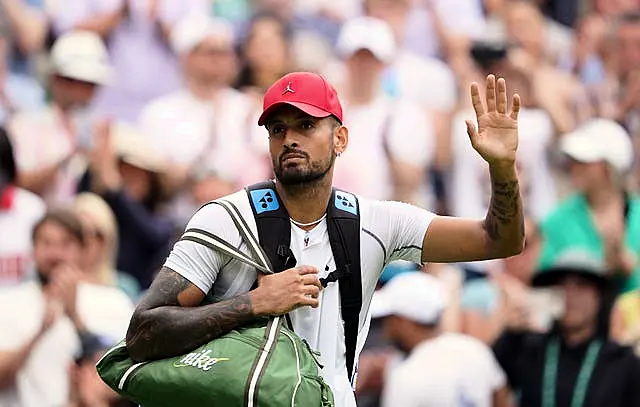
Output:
(331, 16), (434, 205)
(235, 12), (293, 100)
(0, 126), (45, 287)
(138, 13), (265, 227)
(611, 287), (640, 356)
(79, 121), (173, 289)
(53, 0), (208, 123)
(494, 250), (640, 407)
(67, 333), (130, 407)
(73, 192), (140, 301)
(7, 30), (111, 205)
(0, 209), (133, 407)
(460, 217), (564, 344)
(0, 0), (49, 76)
(0, 35), (45, 126)
(539, 119), (640, 293)
(372, 272), (509, 407)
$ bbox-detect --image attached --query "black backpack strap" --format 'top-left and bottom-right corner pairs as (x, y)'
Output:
(245, 181), (297, 273)
(326, 188), (362, 383)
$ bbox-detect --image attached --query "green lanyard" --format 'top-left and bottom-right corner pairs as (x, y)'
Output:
(542, 337), (602, 407)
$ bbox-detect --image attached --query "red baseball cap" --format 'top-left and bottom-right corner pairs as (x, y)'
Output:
(257, 72), (343, 126)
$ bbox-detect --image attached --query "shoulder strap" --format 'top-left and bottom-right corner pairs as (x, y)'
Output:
(245, 181), (296, 272)
(326, 188), (362, 383)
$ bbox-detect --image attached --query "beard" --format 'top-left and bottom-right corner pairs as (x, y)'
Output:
(273, 148), (335, 186)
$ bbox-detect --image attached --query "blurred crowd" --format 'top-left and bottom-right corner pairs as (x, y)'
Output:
(1, 0), (640, 406)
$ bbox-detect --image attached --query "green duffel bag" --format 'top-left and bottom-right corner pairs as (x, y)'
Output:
(96, 199), (335, 407)
(96, 316), (334, 407)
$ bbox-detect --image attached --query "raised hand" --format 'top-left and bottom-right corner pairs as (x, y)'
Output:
(250, 266), (323, 316)
(466, 74), (521, 167)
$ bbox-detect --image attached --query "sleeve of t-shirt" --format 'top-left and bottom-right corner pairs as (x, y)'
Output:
(478, 340), (507, 390)
(369, 200), (437, 265)
(387, 102), (434, 168)
(163, 204), (239, 294)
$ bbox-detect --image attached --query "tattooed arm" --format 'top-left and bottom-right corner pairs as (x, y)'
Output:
(126, 266), (322, 362)
(125, 267), (255, 362)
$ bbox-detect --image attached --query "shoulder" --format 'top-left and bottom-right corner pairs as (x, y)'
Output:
(13, 188), (46, 216)
(185, 189), (256, 238)
(360, 198), (436, 225)
(542, 194), (585, 228)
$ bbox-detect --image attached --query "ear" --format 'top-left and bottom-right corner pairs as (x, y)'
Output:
(334, 125), (348, 156)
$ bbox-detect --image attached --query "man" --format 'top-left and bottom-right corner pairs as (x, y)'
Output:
(7, 30), (111, 205)
(494, 250), (640, 407)
(138, 13), (264, 226)
(331, 16), (433, 205)
(0, 126), (45, 286)
(371, 272), (509, 407)
(0, 209), (133, 407)
(125, 71), (524, 407)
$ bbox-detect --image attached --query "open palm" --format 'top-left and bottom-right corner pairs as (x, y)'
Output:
(466, 74), (520, 167)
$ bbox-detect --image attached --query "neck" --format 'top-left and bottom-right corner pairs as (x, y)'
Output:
(586, 184), (623, 210)
(186, 78), (224, 101)
(345, 77), (379, 106)
(562, 323), (596, 346)
(276, 177), (332, 231)
(406, 327), (441, 352)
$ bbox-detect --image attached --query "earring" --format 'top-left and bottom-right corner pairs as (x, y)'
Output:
(337, 151), (342, 157)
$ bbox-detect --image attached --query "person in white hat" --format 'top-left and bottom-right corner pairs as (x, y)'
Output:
(539, 118), (640, 294)
(6, 30), (112, 205)
(138, 12), (266, 227)
(330, 16), (434, 207)
(370, 272), (509, 407)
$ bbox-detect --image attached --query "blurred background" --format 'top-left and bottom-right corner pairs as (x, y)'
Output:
(1, 0), (640, 406)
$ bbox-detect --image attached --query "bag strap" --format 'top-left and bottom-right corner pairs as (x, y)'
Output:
(245, 181), (363, 382)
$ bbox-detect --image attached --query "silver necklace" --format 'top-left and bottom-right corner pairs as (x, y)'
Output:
(290, 213), (327, 227)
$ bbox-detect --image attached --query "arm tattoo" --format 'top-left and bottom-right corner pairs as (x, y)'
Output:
(126, 267), (255, 362)
(482, 176), (524, 243)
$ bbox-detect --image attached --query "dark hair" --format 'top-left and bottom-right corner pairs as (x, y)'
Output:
(0, 126), (17, 185)
(32, 208), (85, 246)
(235, 12), (292, 91)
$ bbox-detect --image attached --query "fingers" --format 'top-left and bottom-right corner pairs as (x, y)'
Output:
(510, 93), (521, 120)
(302, 284), (320, 298)
(301, 274), (323, 290)
(298, 295), (320, 308)
(296, 265), (320, 276)
(469, 82), (484, 119)
(485, 74), (497, 113)
(497, 77), (507, 114)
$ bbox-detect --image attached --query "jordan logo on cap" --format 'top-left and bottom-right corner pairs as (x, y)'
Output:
(282, 82), (295, 95)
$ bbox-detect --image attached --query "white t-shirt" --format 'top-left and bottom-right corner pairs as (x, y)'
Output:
(0, 281), (134, 407)
(332, 95), (434, 202)
(0, 188), (45, 287)
(164, 189), (436, 407)
(382, 333), (506, 407)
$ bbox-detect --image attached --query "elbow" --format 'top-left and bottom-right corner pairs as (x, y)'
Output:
(125, 315), (150, 363)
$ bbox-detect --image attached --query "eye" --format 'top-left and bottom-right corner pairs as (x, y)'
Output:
(269, 124), (286, 136)
(300, 121), (315, 130)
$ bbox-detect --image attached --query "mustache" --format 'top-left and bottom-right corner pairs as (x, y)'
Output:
(279, 147), (309, 163)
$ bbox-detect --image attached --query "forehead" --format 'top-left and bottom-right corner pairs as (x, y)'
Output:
(264, 105), (319, 124)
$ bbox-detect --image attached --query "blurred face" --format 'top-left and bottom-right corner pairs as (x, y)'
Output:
(595, 0), (637, 17)
(567, 159), (610, 192)
(266, 105), (347, 186)
(50, 75), (98, 109)
(345, 49), (386, 87)
(33, 221), (83, 279)
(505, 3), (545, 56)
(616, 22), (640, 77)
(364, 0), (409, 38)
(185, 37), (237, 85)
(77, 212), (106, 271)
(382, 315), (418, 353)
(244, 18), (288, 76)
(70, 355), (121, 406)
(503, 218), (541, 281)
(119, 162), (152, 203)
(559, 275), (600, 332)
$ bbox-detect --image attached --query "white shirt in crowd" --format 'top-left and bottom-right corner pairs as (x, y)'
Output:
(382, 332), (506, 407)
(332, 95), (434, 203)
(0, 188), (45, 287)
(165, 189), (436, 407)
(8, 106), (90, 205)
(138, 88), (265, 223)
(0, 281), (134, 407)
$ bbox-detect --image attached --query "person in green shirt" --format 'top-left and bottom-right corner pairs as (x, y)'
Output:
(538, 119), (640, 293)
